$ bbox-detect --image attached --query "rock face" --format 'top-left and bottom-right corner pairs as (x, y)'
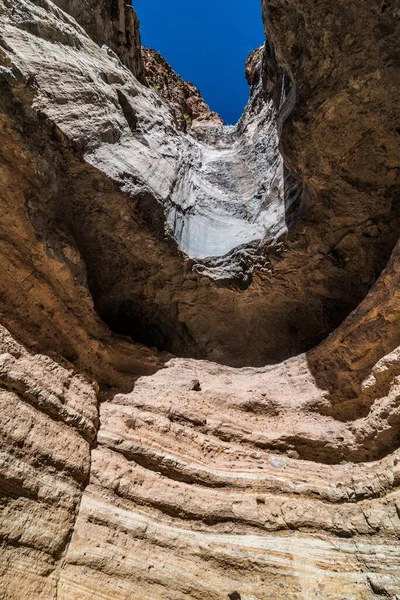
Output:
(58, 356), (400, 600)
(245, 46), (263, 87)
(142, 47), (223, 130)
(51, 0), (146, 82)
(0, 0), (400, 599)
(0, 325), (98, 599)
(1, 0), (398, 368)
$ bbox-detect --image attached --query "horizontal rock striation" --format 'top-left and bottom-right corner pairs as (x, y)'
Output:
(0, 0), (399, 598)
(59, 356), (400, 599)
(0, 325), (98, 598)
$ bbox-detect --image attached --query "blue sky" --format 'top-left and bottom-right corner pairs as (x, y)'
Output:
(133, 0), (264, 124)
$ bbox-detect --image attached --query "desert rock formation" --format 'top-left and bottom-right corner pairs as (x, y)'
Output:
(142, 47), (223, 131)
(0, 0), (400, 598)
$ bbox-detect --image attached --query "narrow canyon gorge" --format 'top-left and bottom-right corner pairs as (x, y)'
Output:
(0, 0), (399, 598)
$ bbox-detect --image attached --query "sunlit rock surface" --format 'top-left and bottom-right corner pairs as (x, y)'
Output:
(142, 47), (223, 131)
(0, 0), (400, 598)
(58, 356), (400, 600)
(167, 101), (286, 259)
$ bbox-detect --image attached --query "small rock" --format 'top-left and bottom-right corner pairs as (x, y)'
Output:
(269, 457), (286, 469)
(287, 450), (300, 459)
(190, 379), (201, 391)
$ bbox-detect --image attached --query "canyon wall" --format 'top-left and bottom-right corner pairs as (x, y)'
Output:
(142, 47), (223, 131)
(0, 0), (399, 598)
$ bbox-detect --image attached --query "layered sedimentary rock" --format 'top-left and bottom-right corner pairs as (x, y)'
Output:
(0, 325), (98, 598)
(0, 0), (400, 598)
(58, 356), (400, 599)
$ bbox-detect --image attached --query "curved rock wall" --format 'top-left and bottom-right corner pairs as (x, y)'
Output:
(1, 0), (399, 367)
(58, 355), (400, 600)
(0, 325), (97, 598)
(0, 0), (400, 598)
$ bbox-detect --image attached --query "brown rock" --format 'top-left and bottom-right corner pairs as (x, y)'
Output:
(0, 326), (97, 598)
(0, 0), (399, 598)
(142, 47), (223, 130)
(245, 46), (263, 87)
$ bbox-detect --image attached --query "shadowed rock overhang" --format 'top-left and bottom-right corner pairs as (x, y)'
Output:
(1, 0), (399, 368)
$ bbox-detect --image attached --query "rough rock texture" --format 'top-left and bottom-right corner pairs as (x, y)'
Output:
(259, 0), (400, 395)
(142, 47), (223, 131)
(245, 46), (263, 87)
(58, 356), (400, 600)
(0, 325), (98, 598)
(51, 0), (146, 82)
(1, 0), (398, 368)
(0, 0), (400, 598)
(0, 0), (285, 368)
